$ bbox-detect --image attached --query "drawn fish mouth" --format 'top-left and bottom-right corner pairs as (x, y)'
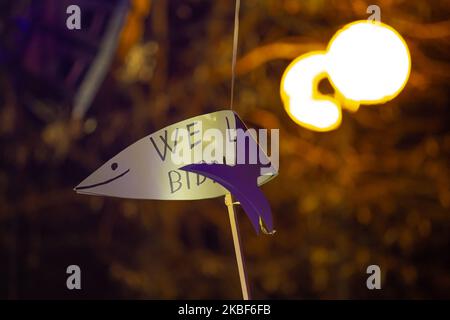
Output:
(74, 169), (130, 191)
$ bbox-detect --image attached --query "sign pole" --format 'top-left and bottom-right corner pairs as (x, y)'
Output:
(225, 192), (251, 300)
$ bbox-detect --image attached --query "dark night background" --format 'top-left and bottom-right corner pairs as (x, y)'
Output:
(0, 0), (449, 299)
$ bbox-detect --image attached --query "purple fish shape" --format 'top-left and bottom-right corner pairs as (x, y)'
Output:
(180, 162), (274, 234)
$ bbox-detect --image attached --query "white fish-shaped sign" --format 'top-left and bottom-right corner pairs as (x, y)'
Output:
(74, 111), (277, 202)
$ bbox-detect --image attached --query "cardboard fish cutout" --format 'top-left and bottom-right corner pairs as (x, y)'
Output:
(74, 110), (277, 233)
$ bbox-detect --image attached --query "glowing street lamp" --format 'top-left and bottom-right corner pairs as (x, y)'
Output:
(280, 20), (411, 132)
(281, 52), (342, 132)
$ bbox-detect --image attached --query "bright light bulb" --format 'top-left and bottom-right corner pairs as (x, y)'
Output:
(281, 52), (341, 131)
(327, 20), (411, 104)
(280, 20), (411, 131)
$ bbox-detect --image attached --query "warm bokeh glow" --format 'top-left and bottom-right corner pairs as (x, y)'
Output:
(327, 21), (411, 104)
(281, 52), (341, 131)
(2, 0), (447, 300)
(281, 20), (411, 131)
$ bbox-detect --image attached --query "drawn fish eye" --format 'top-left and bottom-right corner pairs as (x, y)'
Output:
(111, 162), (118, 171)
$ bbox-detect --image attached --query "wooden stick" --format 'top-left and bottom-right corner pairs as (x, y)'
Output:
(225, 192), (251, 300)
